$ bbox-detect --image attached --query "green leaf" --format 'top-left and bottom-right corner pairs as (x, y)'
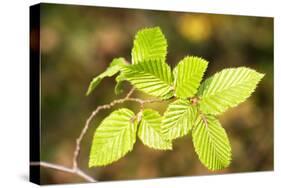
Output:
(122, 59), (174, 99)
(88, 108), (137, 167)
(174, 56), (208, 99)
(86, 58), (127, 96)
(162, 99), (197, 140)
(138, 109), (172, 150)
(198, 67), (264, 115)
(132, 27), (167, 64)
(192, 114), (231, 170)
(114, 72), (127, 95)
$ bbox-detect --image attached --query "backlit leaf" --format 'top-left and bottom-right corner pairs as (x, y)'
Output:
(132, 27), (167, 64)
(162, 99), (197, 140)
(198, 67), (264, 115)
(138, 109), (172, 150)
(192, 115), (231, 170)
(86, 58), (127, 95)
(122, 59), (174, 99)
(89, 108), (137, 167)
(174, 56), (208, 98)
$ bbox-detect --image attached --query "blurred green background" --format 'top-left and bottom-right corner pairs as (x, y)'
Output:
(36, 3), (273, 184)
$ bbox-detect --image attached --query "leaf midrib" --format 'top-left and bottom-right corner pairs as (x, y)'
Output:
(200, 117), (229, 165)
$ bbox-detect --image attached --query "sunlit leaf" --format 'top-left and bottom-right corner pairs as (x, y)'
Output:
(114, 72), (127, 95)
(88, 108), (137, 167)
(86, 58), (127, 96)
(174, 56), (208, 98)
(162, 99), (197, 140)
(138, 109), (172, 150)
(132, 27), (167, 64)
(198, 67), (264, 115)
(192, 115), (231, 170)
(122, 59), (174, 99)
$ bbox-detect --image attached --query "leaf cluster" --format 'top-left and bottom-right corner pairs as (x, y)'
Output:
(87, 27), (264, 170)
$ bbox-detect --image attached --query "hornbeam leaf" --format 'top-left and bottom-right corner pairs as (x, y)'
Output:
(88, 108), (137, 167)
(122, 59), (174, 99)
(86, 58), (127, 96)
(174, 56), (208, 99)
(192, 115), (231, 170)
(132, 27), (167, 64)
(138, 109), (172, 150)
(198, 67), (264, 115)
(162, 99), (197, 140)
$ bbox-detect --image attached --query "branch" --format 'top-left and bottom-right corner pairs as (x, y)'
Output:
(72, 88), (167, 169)
(30, 161), (96, 182)
(32, 88), (170, 183)
(72, 88), (135, 169)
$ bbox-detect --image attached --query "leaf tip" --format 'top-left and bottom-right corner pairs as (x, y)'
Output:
(167, 144), (173, 150)
(258, 72), (266, 79)
(85, 88), (91, 96)
(88, 157), (99, 168)
(88, 161), (93, 168)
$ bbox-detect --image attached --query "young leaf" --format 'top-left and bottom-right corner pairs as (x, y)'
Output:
(162, 99), (197, 140)
(174, 56), (208, 99)
(192, 114), (231, 170)
(138, 109), (172, 150)
(132, 27), (167, 64)
(88, 108), (137, 167)
(198, 67), (264, 115)
(86, 58), (127, 96)
(122, 59), (174, 99)
(114, 72), (127, 95)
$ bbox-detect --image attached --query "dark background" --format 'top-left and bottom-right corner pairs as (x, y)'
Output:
(36, 3), (273, 184)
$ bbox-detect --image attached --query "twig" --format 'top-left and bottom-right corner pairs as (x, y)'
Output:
(31, 88), (169, 183)
(30, 161), (96, 182)
(72, 88), (135, 169)
(72, 88), (166, 169)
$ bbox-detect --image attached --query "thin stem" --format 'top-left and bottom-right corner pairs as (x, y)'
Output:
(30, 161), (96, 182)
(72, 88), (135, 169)
(32, 88), (170, 183)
